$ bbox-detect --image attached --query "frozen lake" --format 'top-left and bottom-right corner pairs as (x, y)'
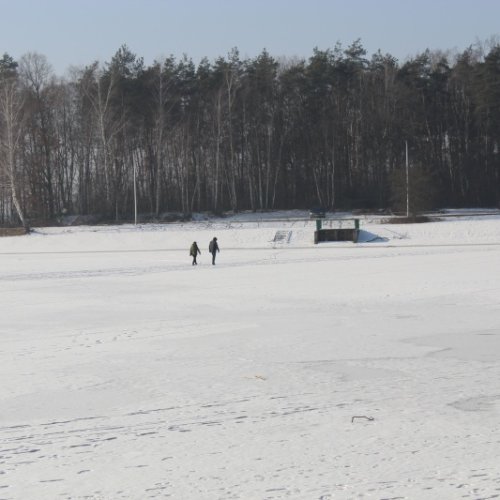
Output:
(1, 214), (500, 499)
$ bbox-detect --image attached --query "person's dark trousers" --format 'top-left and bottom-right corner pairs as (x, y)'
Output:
(192, 256), (197, 265)
(211, 253), (216, 265)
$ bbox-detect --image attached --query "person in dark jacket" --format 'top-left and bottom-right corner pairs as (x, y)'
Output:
(190, 241), (201, 265)
(208, 237), (219, 265)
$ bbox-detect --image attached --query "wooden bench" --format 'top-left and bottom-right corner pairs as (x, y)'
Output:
(314, 228), (359, 243)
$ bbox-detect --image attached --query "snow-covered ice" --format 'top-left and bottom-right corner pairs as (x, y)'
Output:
(1, 213), (500, 499)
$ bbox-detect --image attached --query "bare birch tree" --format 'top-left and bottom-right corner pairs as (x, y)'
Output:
(18, 52), (56, 218)
(78, 62), (123, 214)
(0, 77), (28, 227)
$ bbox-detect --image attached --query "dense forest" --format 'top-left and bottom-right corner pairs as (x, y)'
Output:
(0, 39), (500, 226)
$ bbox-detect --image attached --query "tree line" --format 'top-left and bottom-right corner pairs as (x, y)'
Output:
(1, 39), (499, 226)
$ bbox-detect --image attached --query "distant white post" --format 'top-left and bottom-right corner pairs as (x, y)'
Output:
(133, 161), (138, 225)
(405, 140), (409, 218)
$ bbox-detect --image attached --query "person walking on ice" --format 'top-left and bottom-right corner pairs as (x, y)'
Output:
(209, 237), (220, 265)
(190, 241), (201, 265)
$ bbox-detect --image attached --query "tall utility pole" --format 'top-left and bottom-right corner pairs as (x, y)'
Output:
(405, 140), (409, 218)
(133, 161), (137, 225)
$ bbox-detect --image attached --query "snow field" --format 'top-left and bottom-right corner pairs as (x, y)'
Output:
(1, 214), (500, 499)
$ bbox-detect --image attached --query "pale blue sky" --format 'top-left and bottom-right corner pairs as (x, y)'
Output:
(1, 0), (499, 75)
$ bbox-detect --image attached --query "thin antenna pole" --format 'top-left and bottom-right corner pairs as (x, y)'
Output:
(405, 140), (409, 218)
(133, 161), (138, 225)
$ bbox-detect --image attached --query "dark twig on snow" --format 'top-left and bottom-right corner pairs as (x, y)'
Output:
(351, 415), (374, 423)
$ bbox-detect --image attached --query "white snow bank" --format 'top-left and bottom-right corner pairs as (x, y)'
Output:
(1, 213), (500, 254)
